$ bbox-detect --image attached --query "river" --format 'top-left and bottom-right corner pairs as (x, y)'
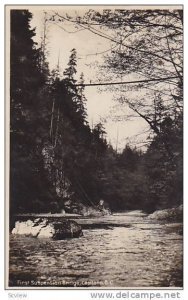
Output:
(9, 211), (183, 288)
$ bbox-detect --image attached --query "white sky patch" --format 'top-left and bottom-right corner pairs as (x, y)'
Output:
(30, 8), (150, 151)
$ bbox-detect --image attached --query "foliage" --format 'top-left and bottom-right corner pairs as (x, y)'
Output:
(10, 10), (57, 214)
(10, 9), (183, 215)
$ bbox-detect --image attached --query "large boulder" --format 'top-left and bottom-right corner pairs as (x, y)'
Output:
(148, 205), (183, 222)
(12, 218), (83, 239)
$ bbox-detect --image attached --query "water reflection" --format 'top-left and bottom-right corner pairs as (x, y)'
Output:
(9, 212), (183, 288)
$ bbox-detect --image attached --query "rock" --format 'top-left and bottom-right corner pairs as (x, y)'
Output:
(62, 199), (111, 216)
(81, 205), (111, 217)
(97, 200), (111, 215)
(11, 218), (83, 239)
(148, 205), (183, 222)
(12, 219), (34, 236)
(53, 220), (83, 239)
(61, 209), (66, 215)
(37, 223), (55, 238)
(63, 200), (72, 212)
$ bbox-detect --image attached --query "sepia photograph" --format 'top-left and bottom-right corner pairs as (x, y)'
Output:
(6, 5), (183, 289)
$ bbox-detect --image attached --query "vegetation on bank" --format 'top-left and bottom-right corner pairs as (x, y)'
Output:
(10, 10), (183, 216)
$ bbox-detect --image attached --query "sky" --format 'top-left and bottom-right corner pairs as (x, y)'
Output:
(30, 7), (149, 152)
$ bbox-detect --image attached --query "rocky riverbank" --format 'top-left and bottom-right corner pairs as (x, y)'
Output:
(12, 218), (83, 239)
(148, 205), (183, 222)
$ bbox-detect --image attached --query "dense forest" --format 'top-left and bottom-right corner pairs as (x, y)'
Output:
(10, 9), (183, 215)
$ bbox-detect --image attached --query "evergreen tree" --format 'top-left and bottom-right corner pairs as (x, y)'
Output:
(63, 48), (77, 82)
(10, 10), (57, 214)
(77, 72), (88, 124)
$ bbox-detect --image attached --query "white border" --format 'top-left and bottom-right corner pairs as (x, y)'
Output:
(1, 1), (187, 300)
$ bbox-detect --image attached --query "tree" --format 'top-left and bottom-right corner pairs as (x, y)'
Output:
(10, 9), (183, 215)
(63, 48), (77, 82)
(77, 72), (88, 124)
(10, 10), (57, 214)
(118, 145), (141, 171)
(49, 9), (183, 164)
(143, 116), (183, 211)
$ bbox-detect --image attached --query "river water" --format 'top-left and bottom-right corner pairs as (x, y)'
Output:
(9, 211), (183, 288)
